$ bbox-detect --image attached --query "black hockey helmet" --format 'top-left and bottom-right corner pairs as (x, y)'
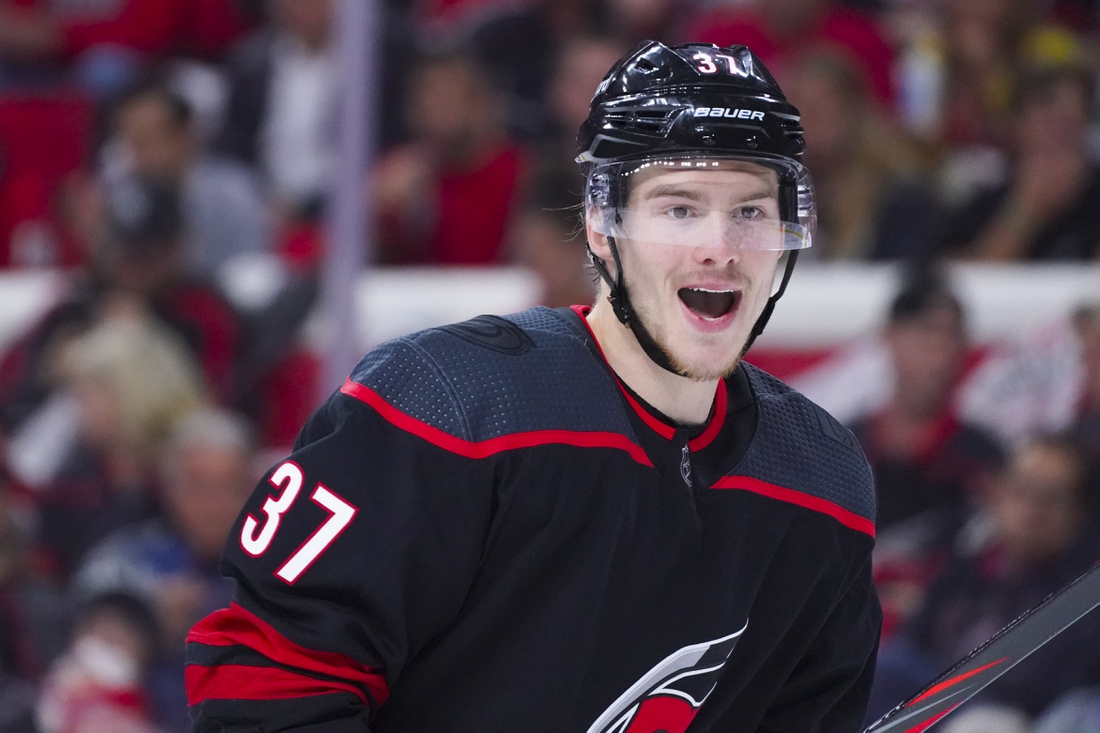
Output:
(576, 41), (814, 369)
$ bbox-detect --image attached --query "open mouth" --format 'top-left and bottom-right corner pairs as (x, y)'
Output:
(678, 287), (740, 320)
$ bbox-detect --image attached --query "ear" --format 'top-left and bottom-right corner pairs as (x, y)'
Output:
(585, 209), (613, 262)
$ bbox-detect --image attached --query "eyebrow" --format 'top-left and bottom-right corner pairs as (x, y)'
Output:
(643, 185), (704, 201)
(642, 183), (778, 203)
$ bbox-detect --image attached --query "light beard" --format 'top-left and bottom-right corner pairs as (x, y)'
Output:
(666, 347), (743, 382)
(637, 310), (745, 381)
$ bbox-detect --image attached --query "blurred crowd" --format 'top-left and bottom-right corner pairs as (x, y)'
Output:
(800, 270), (1100, 730)
(0, 0), (1099, 730)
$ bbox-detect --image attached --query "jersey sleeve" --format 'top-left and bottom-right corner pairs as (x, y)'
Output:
(185, 353), (499, 731)
(759, 557), (882, 733)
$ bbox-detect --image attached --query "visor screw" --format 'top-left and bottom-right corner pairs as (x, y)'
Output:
(746, 136), (759, 149)
(701, 133), (716, 146)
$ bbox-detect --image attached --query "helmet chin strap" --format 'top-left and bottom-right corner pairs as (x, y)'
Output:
(741, 249), (799, 355)
(589, 236), (684, 376)
(589, 239), (801, 375)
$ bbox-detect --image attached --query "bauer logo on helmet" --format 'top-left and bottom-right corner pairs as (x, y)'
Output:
(692, 108), (765, 120)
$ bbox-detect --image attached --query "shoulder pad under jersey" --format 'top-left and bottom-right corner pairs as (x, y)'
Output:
(736, 363), (876, 531)
(346, 307), (636, 443)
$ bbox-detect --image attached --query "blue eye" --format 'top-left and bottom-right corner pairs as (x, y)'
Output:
(665, 206), (693, 220)
(735, 206), (763, 219)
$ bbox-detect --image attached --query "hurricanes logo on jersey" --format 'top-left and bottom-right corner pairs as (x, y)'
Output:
(587, 622), (747, 733)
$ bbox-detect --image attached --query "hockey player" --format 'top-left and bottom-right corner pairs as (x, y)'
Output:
(185, 41), (881, 732)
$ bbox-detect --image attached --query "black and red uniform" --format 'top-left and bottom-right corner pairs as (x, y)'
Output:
(185, 306), (881, 732)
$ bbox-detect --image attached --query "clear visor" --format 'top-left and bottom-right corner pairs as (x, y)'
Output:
(586, 156), (815, 251)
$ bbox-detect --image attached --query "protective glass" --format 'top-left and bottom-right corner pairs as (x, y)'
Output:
(586, 155), (815, 251)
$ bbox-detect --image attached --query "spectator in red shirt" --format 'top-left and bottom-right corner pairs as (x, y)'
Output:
(851, 269), (1005, 531)
(0, 0), (245, 61)
(0, 88), (94, 270)
(683, 0), (896, 107)
(0, 0), (246, 96)
(372, 50), (529, 265)
(852, 269), (1004, 649)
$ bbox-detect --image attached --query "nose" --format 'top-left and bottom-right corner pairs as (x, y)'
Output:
(692, 217), (744, 265)
(692, 245), (742, 268)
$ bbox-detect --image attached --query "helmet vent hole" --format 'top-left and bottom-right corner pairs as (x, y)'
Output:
(604, 109), (673, 134)
(635, 59), (658, 72)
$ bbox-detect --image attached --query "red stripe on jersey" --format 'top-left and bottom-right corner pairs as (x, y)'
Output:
(185, 663), (370, 706)
(340, 379), (654, 467)
(710, 475), (876, 538)
(618, 385), (676, 439)
(570, 305), (676, 438)
(186, 602), (389, 706)
(689, 378), (727, 452)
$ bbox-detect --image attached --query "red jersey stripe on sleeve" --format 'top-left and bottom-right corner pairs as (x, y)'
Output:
(340, 379), (653, 467)
(185, 662), (371, 706)
(711, 475), (876, 538)
(186, 602), (389, 706)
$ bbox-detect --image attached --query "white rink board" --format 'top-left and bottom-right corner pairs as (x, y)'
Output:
(0, 271), (70, 352)
(353, 266), (541, 350)
(754, 262), (1100, 348)
(0, 263), (1097, 353)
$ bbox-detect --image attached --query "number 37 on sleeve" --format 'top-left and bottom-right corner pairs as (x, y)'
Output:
(239, 461), (359, 585)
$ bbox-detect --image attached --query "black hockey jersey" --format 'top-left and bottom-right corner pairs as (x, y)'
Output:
(185, 306), (881, 732)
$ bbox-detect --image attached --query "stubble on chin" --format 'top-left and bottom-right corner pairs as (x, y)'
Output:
(629, 271), (758, 381)
(665, 347), (744, 382)
(647, 318), (746, 381)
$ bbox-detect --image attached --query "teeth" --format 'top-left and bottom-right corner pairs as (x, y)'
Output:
(690, 287), (733, 294)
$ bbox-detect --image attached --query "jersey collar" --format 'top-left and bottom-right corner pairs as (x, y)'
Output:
(569, 304), (728, 450)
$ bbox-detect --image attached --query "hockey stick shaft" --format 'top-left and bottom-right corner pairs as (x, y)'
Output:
(863, 559), (1100, 733)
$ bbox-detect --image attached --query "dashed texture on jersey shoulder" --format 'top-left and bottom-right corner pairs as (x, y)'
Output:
(347, 308), (634, 443)
(738, 364), (876, 523)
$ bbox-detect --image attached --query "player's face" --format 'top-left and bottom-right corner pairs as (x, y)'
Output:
(593, 161), (784, 380)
